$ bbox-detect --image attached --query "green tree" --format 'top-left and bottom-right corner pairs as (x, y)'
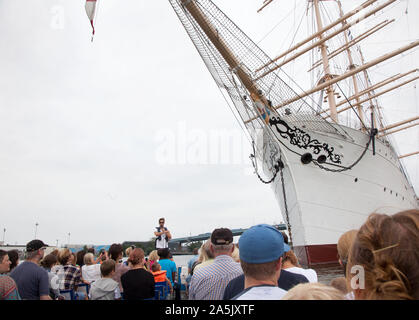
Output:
(186, 241), (203, 253)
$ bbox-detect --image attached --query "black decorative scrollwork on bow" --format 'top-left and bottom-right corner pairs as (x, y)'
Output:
(269, 117), (342, 164)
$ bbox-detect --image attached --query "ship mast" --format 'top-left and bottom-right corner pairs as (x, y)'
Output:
(313, 0), (338, 123)
(358, 48), (382, 130)
(336, 0), (365, 128)
(179, 0), (419, 141)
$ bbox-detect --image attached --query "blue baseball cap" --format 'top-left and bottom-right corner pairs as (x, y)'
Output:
(239, 224), (290, 263)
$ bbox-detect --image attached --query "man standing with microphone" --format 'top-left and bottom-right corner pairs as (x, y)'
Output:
(154, 218), (172, 249)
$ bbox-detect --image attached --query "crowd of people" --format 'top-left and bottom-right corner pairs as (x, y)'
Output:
(0, 209), (418, 300)
(0, 240), (179, 300)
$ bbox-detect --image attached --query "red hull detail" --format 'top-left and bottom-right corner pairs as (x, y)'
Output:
(294, 244), (338, 266)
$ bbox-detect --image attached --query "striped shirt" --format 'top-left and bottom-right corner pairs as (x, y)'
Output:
(189, 255), (242, 300)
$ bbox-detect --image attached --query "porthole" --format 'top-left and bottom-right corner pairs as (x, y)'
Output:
(354, 178), (358, 182)
(317, 155), (327, 163)
(301, 153), (313, 164)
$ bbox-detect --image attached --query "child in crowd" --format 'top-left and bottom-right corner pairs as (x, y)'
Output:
(151, 262), (173, 294)
(157, 248), (177, 287)
(81, 253), (101, 284)
(40, 254), (60, 299)
(89, 259), (121, 300)
(147, 250), (159, 270)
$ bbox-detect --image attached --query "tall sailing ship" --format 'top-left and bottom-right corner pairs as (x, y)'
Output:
(168, 0), (419, 265)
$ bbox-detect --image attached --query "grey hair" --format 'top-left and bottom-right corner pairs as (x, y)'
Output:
(26, 250), (40, 260)
(211, 243), (234, 253)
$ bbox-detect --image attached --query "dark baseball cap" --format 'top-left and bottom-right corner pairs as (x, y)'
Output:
(211, 228), (233, 245)
(26, 239), (48, 252)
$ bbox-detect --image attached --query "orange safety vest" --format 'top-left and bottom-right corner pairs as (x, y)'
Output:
(152, 270), (167, 283)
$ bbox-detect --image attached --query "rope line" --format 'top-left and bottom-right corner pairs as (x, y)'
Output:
(279, 165), (293, 246)
(249, 141), (281, 184)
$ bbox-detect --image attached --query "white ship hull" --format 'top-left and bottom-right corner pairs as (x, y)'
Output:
(261, 118), (418, 265)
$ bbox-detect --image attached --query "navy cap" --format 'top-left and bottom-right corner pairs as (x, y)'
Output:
(211, 228), (233, 245)
(239, 224), (288, 263)
(26, 239), (47, 252)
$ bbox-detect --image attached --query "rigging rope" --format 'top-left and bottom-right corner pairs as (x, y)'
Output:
(335, 81), (369, 131)
(249, 141), (293, 244)
(249, 141), (281, 184)
(279, 165), (293, 246)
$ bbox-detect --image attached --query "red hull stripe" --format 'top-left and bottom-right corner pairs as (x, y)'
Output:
(294, 244), (338, 266)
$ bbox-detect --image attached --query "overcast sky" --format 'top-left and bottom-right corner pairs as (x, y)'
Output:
(0, 0), (418, 246)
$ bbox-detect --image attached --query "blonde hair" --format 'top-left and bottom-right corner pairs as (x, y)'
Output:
(231, 245), (240, 262)
(125, 247), (132, 257)
(83, 253), (95, 265)
(282, 283), (345, 300)
(198, 240), (214, 263)
(347, 210), (419, 300)
(337, 229), (358, 262)
(57, 248), (72, 265)
(148, 250), (159, 262)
